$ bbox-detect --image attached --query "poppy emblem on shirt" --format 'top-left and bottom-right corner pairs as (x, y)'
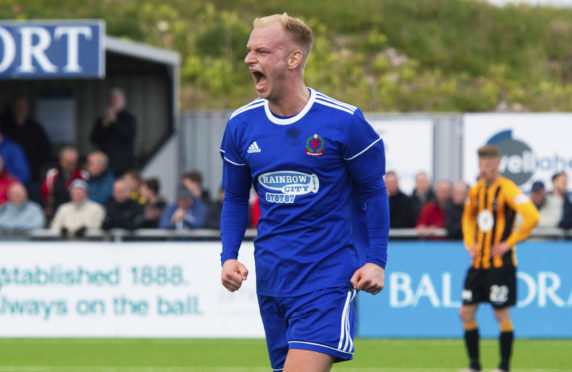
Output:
(305, 134), (325, 156)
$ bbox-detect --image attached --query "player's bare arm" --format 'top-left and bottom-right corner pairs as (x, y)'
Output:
(350, 262), (385, 295)
(221, 259), (248, 292)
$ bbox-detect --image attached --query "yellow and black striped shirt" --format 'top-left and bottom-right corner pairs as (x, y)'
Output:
(462, 176), (539, 269)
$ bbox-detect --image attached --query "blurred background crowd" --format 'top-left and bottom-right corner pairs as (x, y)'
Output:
(1, 87), (570, 239)
(0, 89), (227, 237)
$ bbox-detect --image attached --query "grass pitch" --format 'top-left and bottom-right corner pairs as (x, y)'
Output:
(0, 338), (570, 371)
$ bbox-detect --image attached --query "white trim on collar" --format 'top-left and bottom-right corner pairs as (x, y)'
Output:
(263, 88), (316, 125)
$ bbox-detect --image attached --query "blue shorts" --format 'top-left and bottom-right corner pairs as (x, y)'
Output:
(258, 287), (357, 371)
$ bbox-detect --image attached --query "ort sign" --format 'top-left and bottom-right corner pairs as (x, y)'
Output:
(0, 20), (104, 79)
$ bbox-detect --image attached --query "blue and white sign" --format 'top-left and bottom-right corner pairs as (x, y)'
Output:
(358, 241), (572, 338)
(463, 114), (572, 193)
(0, 20), (104, 79)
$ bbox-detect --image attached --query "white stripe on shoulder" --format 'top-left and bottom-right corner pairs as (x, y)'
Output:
(315, 99), (355, 115)
(344, 136), (382, 161)
(219, 148), (225, 153)
(223, 156), (246, 166)
(229, 99), (265, 119)
(315, 93), (357, 112)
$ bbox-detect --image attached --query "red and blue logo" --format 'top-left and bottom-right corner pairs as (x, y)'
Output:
(305, 134), (325, 157)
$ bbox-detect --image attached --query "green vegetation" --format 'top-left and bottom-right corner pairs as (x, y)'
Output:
(0, 338), (570, 371)
(2, 0), (572, 111)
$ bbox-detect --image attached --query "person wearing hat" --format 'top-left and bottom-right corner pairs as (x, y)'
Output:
(530, 180), (562, 228)
(158, 185), (207, 230)
(50, 179), (105, 238)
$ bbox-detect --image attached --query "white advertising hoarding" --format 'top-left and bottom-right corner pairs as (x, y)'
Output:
(369, 120), (434, 194)
(463, 114), (572, 191)
(0, 242), (263, 338)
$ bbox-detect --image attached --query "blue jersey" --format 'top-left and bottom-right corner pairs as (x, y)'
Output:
(220, 88), (389, 297)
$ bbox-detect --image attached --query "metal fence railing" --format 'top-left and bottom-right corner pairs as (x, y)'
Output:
(0, 227), (569, 242)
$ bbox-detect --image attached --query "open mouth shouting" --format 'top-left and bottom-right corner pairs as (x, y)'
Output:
(251, 69), (268, 93)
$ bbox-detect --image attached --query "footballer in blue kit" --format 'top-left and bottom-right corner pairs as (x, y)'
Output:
(220, 13), (389, 372)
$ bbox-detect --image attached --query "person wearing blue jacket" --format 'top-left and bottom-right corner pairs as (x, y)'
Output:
(0, 129), (30, 184)
(159, 186), (207, 230)
(86, 151), (115, 205)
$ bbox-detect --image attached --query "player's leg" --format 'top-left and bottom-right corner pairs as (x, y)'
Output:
(284, 287), (357, 371)
(459, 304), (480, 371)
(258, 294), (289, 371)
(283, 349), (334, 372)
(489, 265), (517, 372)
(492, 307), (513, 372)
(460, 267), (485, 371)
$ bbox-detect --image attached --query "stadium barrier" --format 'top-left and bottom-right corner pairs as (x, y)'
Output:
(0, 242), (263, 338)
(0, 239), (570, 338)
(1, 227), (570, 242)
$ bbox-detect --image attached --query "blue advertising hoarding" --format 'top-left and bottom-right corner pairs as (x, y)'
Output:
(358, 241), (572, 338)
(0, 20), (104, 79)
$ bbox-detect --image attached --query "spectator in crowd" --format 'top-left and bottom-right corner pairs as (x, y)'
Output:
(182, 170), (212, 205)
(103, 179), (144, 230)
(206, 187), (225, 229)
(6, 98), (51, 201)
(0, 155), (17, 205)
(41, 145), (87, 217)
(385, 171), (416, 228)
(416, 180), (452, 237)
(159, 186), (207, 230)
(123, 169), (146, 205)
(250, 193), (261, 228)
(0, 128), (30, 184)
(90, 88), (137, 176)
(411, 171), (436, 220)
(86, 151), (115, 205)
(552, 172), (572, 229)
(139, 178), (166, 228)
(529, 180), (562, 228)
(0, 182), (45, 231)
(0, 95), (14, 132)
(445, 181), (468, 239)
(50, 179), (105, 238)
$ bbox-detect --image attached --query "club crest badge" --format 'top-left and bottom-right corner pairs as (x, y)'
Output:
(477, 210), (494, 232)
(305, 134), (325, 156)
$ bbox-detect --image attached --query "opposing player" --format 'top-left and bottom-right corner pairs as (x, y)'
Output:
(460, 145), (539, 372)
(219, 13), (389, 372)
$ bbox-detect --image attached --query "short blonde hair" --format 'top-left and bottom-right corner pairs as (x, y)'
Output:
(253, 13), (314, 66)
(477, 145), (500, 158)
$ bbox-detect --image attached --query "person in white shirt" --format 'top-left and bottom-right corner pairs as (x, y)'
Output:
(529, 180), (562, 228)
(50, 179), (105, 238)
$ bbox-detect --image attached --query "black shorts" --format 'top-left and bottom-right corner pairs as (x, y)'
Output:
(462, 266), (516, 308)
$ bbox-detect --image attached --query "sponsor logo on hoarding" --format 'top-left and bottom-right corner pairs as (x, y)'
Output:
(487, 129), (572, 186)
